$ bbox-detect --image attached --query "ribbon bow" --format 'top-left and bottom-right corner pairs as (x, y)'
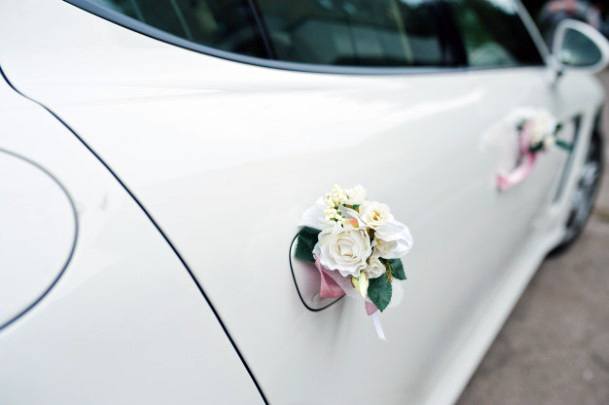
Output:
(496, 127), (539, 191)
(314, 259), (386, 340)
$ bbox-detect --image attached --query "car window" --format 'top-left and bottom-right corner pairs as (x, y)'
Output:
(88, 0), (463, 67)
(82, 0), (543, 69)
(91, 0), (269, 58)
(451, 0), (544, 67)
(255, 0), (462, 67)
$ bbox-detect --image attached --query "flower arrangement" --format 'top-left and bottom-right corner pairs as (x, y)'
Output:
(497, 109), (572, 191)
(296, 185), (413, 339)
(518, 110), (570, 153)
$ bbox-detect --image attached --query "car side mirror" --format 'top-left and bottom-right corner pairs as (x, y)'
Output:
(553, 19), (609, 74)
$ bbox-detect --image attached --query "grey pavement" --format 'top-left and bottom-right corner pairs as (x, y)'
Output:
(457, 73), (609, 405)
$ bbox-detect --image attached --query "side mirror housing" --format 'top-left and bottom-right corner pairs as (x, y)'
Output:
(553, 19), (609, 74)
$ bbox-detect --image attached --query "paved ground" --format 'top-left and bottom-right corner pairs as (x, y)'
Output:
(458, 73), (609, 405)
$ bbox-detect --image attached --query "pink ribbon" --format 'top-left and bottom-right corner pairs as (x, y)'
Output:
(496, 127), (539, 191)
(365, 301), (378, 316)
(315, 259), (346, 299)
(314, 259), (386, 340)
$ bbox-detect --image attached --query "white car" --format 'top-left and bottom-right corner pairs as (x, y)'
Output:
(0, 1), (607, 404)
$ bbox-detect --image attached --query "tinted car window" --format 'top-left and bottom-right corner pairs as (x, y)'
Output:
(92, 0), (269, 58)
(451, 0), (544, 67)
(84, 0), (543, 68)
(90, 0), (462, 67)
(255, 0), (462, 66)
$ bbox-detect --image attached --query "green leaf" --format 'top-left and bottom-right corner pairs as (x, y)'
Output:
(554, 122), (564, 135)
(555, 138), (573, 152)
(529, 142), (545, 153)
(367, 275), (392, 312)
(294, 226), (321, 263)
(387, 259), (406, 280)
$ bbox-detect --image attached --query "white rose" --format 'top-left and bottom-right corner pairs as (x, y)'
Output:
(526, 111), (557, 147)
(373, 237), (409, 259)
(338, 205), (363, 228)
(313, 227), (372, 277)
(360, 201), (393, 229)
(543, 135), (556, 150)
(364, 255), (386, 279)
(374, 221), (414, 258)
(344, 185), (367, 206)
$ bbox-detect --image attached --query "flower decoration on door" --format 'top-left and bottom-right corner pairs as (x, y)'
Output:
(295, 185), (413, 340)
(497, 109), (572, 191)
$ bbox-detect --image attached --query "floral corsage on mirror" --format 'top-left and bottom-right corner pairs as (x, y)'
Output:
(497, 109), (573, 191)
(296, 185), (413, 340)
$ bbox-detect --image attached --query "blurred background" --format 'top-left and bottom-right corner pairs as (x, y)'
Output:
(459, 2), (609, 403)
(525, 0), (608, 43)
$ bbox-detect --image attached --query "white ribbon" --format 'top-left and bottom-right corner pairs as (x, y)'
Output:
(371, 311), (386, 341)
(323, 267), (388, 341)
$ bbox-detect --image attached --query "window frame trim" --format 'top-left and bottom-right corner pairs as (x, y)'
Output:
(63, 0), (549, 76)
(513, 0), (552, 63)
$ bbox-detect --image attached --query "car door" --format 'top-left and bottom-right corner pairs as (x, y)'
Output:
(0, 0), (576, 403)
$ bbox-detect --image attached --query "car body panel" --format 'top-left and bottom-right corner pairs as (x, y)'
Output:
(0, 1), (604, 404)
(0, 147), (76, 328)
(0, 71), (262, 404)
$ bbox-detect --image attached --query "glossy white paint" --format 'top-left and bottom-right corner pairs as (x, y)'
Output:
(0, 72), (261, 404)
(0, 1), (604, 404)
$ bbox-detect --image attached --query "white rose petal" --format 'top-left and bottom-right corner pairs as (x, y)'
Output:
(375, 219), (411, 242)
(360, 201), (394, 229)
(299, 198), (328, 229)
(365, 255), (387, 279)
(313, 227), (372, 277)
(338, 205), (363, 228)
(525, 110), (557, 147)
(374, 237), (409, 259)
(374, 220), (414, 258)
